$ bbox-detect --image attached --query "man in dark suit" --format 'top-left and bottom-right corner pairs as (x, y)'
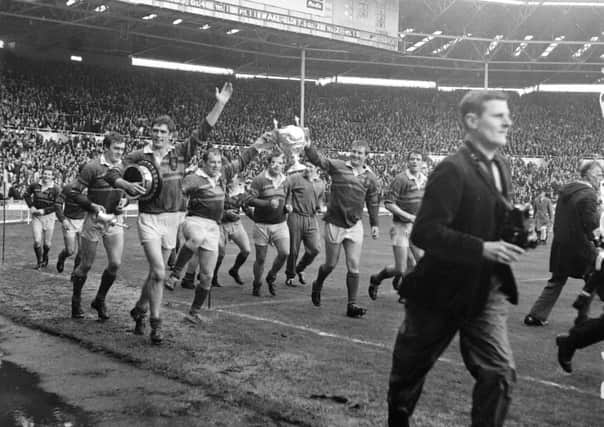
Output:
(387, 90), (525, 427)
(524, 161), (602, 327)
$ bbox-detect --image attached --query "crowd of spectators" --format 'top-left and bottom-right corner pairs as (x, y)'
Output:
(2, 53), (602, 205)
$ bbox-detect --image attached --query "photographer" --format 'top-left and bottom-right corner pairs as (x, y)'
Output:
(524, 161), (602, 327)
(387, 91), (524, 427)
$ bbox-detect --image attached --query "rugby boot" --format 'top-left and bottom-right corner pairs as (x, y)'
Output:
(296, 271), (307, 285)
(368, 274), (380, 301)
(91, 298), (109, 321)
(130, 306), (147, 335)
(266, 273), (277, 296)
(228, 267), (244, 285)
(311, 281), (321, 307)
(56, 250), (67, 273)
(285, 278), (297, 288)
(164, 275), (178, 291)
(346, 303), (367, 318)
(71, 298), (85, 319)
(181, 273), (196, 289)
(211, 276), (222, 288)
(555, 334), (575, 373)
(252, 281), (262, 297)
(149, 317), (163, 345)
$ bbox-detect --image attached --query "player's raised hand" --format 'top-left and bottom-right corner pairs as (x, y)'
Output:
(216, 82), (233, 105)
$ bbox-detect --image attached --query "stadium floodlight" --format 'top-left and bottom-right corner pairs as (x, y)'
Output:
(335, 76), (436, 88)
(172, 18), (183, 25)
(131, 57), (234, 75)
(540, 35), (565, 57)
(406, 30), (443, 53)
(70, 55), (82, 62)
(94, 5), (107, 13)
(485, 35), (504, 56)
(200, 24), (211, 30)
(142, 14), (157, 20)
(399, 28), (414, 39)
(513, 35), (533, 57)
(572, 35), (599, 58)
(226, 29), (240, 35)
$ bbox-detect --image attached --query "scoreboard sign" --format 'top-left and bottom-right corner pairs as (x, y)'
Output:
(118, 0), (399, 51)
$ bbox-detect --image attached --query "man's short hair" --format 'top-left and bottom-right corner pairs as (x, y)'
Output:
(351, 139), (370, 154)
(266, 150), (284, 165)
(459, 90), (508, 130)
(407, 151), (423, 161)
(202, 148), (222, 163)
(103, 131), (124, 149)
(579, 160), (602, 178)
(152, 115), (177, 132)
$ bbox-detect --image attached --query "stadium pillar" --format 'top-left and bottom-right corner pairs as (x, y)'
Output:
(300, 48), (306, 127)
(484, 61), (489, 89)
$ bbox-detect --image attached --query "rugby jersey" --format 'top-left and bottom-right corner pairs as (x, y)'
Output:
(304, 145), (379, 229)
(24, 183), (61, 215)
(385, 170), (426, 224)
(56, 185), (87, 222)
(286, 172), (323, 216)
(222, 193), (245, 223)
(183, 147), (258, 223)
(107, 120), (212, 214)
(247, 170), (290, 224)
(66, 155), (125, 215)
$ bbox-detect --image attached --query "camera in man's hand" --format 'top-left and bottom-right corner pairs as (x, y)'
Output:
(500, 205), (538, 249)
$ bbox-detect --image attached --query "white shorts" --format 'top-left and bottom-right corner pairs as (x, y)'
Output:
(390, 222), (413, 248)
(137, 212), (180, 249)
(31, 213), (56, 232)
(324, 221), (363, 244)
(253, 222), (289, 247)
(62, 217), (85, 235)
(81, 213), (124, 243)
(181, 216), (220, 252)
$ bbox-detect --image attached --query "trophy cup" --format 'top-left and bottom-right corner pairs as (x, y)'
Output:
(274, 118), (308, 174)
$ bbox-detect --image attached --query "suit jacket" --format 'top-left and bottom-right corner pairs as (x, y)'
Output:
(405, 141), (518, 318)
(549, 181), (599, 279)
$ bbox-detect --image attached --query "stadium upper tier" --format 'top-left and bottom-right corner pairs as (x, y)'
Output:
(1, 55), (602, 158)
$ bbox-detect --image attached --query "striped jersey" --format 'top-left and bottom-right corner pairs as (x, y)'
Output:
(24, 183), (61, 215)
(108, 120), (212, 214)
(305, 145), (379, 229)
(385, 170), (426, 224)
(183, 147), (258, 223)
(73, 155), (125, 214)
(247, 170), (290, 224)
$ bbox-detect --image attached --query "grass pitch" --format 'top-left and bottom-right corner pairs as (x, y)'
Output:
(0, 217), (602, 426)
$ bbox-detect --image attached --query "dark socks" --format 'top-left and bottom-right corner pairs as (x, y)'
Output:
(42, 245), (50, 263)
(96, 269), (117, 301)
(315, 264), (332, 289)
(72, 274), (87, 299)
(297, 251), (318, 273)
(233, 251), (248, 270)
(34, 245), (43, 264)
(212, 254), (224, 284)
(375, 266), (397, 284)
(171, 246), (195, 277)
(346, 272), (360, 305)
(192, 287), (210, 311)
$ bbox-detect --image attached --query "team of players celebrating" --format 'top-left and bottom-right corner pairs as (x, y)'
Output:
(23, 82), (428, 345)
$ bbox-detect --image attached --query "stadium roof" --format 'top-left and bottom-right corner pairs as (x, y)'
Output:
(1, 0), (604, 87)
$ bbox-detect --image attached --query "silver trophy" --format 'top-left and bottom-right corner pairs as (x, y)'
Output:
(274, 118), (308, 174)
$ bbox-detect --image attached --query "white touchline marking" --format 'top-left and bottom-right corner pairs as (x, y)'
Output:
(215, 309), (596, 396)
(9, 265), (596, 396)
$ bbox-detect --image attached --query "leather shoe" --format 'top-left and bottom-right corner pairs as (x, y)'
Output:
(556, 334), (575, 373)
(524, 315), (548, 326)
(346, 304), (367, 318)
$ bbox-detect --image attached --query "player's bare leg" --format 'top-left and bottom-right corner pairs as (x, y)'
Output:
(71, 237), (98, 318)
(228, 227), (250, 285)
(265, 237), (289, 296)
(89, 231), (123, 321)
(188, 248), (219, 323)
